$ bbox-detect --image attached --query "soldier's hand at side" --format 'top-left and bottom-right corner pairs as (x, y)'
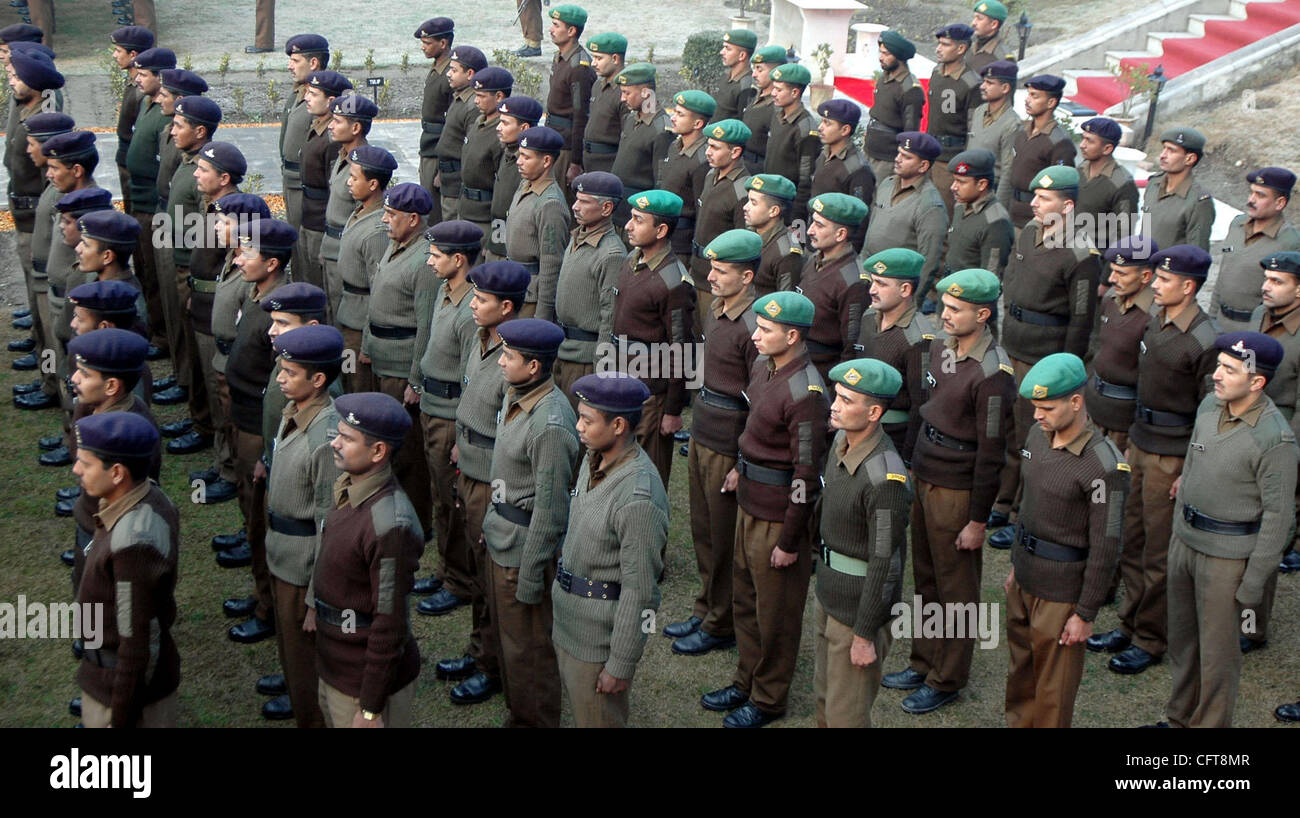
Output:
(433, 171), (442, 189)
(303, 607), (316, 633)
(1003, 567), (1015, 595)
(359, 352), (371, 365)
(770, 545), (798, 569)
(1169, 476), (1181, 501)
(352, 710), (384, 728)
(253, 461), (267, 483)
(1059, 614), (1092, 646)
(850, 635), (877, 668)
(660, 413), (683, 436)
(403, 385), (419, 406)
(566, 163), (583, 185)
(721, 468), (738, 493)
(596, 668), (630, 695)
(954, 520), (986, 551)
(450, 443), (459, 465)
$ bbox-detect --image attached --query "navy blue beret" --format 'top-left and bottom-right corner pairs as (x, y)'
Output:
(240, 218), (298, 253)
(174, 96), (222, 129)
(0, 23), (43, 43)
(131, 47), (176, 71)
(949, 148), (996, 178)
(336, 392), (411, 443)
(424, 220), (484, 248)
(449, 45), (488, 72)
(1151, 244), (1211, 280)
(896, 131), (941, 161)
(1262, 251), (1300, 276)
(817, 99), (861, 128)
(68, 327), (148, 375)
(25, 112), (75, 140)
(214, 192), (271, 218)
(470, 261), (531, 297)
(274, 323), (344, 364)
(160, 68), (209, 96)
(519, 126), (564, 154)
(571, 371), (651, 413)
(414, 17), (455, 39)
(473, 66), (514, 93)
(262, 282), (327, 314)
(1216, 331), (1285, 376)
(196, 141), (247, 178)
(1024, 74), (1066, 95)
(306, 70), (353, 97)
(384, 182), (434, 215)
(76, 411), (159, 462)
(1104, 234), (1159, 266)
(1247, 166), (1296, 197)
(981, 59), (1018, 83)
(286, 34), (329, 56)
(57, 187), (114, 215)
(1081, 117), (1122, 145)
(42, 130), (98, 160)
(349, 144), (398, 172)
(110, 25), (155, 52)
(572, 171), (623, 200)
(78, 210), (142, 247)
(498, 318), (565, 357)
(936, 23), (975, 42)
(68, 280), (140, 316)
(9, 40), (54, 60)
(498, 95), (544, 124)
(332, 93), (379, 121)
(10, 51), (64, 90)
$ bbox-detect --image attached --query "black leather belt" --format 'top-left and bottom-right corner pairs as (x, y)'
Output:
(742, 149), (765, 164)
(48, 283), (65, 298)
(1012, 188), (1034, 202)
(269, 511), (316, 537)
(584, 139), (618, 155)
(302, 185), (328, 200)
(459, 423), (495, 449)
(923, 421), (977, 452)
(421, 376), (461, 399)
(461, 187), (491, 202)
(325, 222), (344, 239)
(1017, 525), (1087, 562)
(32, 258), (47, 273)
(421, 121), (444, 137)
(9, 194), (38, 209)
(609, 332), (655, 348)
(804, 337), (840, 357)
(546, 113), (573, 130)
(438, 158), (462, 173)
(736, 453), (793, 486)
(936, 135), (966, 148)
(1008, 302), (1068, 327)
(493, 501), (532, 526)
(315, 598), (372, 629)
(282, 160), (301, 172)
(216, 338), (232, 355)
(343, 281), (370, 295)
(82, 647), (119, 668)
(867, 120), (900, 134)
(698, 386), (747, 412)
(1219, 304), (1255, 322)
(1093, 374), (1137, 401)
(559, 322), (598, 342)
(1182, 505), (1261, 536)
(557, 560), (620, 600)
(1135, 400), (1194, 427)
(368, 322), (416, 340)
(508, 259), (540, 274)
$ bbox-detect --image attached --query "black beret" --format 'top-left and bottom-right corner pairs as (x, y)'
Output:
(240, 218), (298, 253)
(414, 17), (455, 39)
(285, 34), (329, 56)
(1151, 244), (1212, 280)
(449, 45), (488, 72)
(1260, 251), (1300, 276)
(0, 23), (43, 43)
(78, 210), (142, 247)
(572, 170), (623, 200)
(1024, 74), (1066, 95)
(1246, 166), (1296, 197)
(469, 261), (531, 297)
(349, 144), (398, 172)
(472, 66), (514, 93)
(274, 323), (344, 365)
(174, 96), (223, 129)
(261, 282), (326, 314)
(196, 142), (247, 178)
(498, 318), (565, 357)
(518, 126), (564, 154)
(335, 392), (411, 444)
(1104, 234), (1159, 267)
(9, 40), (54, 60)
(1081, 117), (1121, 145)
(160, 68), (209, 96)
(331, 93), (379, 121)
(10, 51), (64, 90)
(75, 412), (159, 462)
(936, 23), (975, 42)
(384, 182), (434, 215)
(981, 59), (1017, 83)
(25, 112), (75, 140)
(816, 98), (861, 128)
(571, 371), (651, 413)
(424, 220), (484, 249)
(497, 95), (544, 125)
(57, 187), (114, 215)
(896, 131), (941, 161)
(1215, 331), (1285, 377)
(68, 280), (140, 316)
(68, 327), (148, 375)
(41, 130), (98, 160)
(130, 47), (176, 71)
(306, 70), (353, 97)
(110, 25), (155, 52)
(949, 148), (996, 178)
(214, 192), (271, 218)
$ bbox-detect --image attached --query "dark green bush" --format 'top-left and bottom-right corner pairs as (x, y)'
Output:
(680, 30), (727, 96)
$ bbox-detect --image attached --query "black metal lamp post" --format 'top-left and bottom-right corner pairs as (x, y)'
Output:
(1141, 64), (1167, 147)
(1016, 12), (1032, 62)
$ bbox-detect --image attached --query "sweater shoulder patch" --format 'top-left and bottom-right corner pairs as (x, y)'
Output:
(776, 233), (802, 256)
(658, 259), (692, 290)
(741, 309), (760, 334)
(787, 363), (827, 402)
(912, 310), (939, 341)
(982, 344), (1013, 379)
(110, 503), (172, 558)
(370, 490), (422, 541)
(733, 176), (751, 199)
(864, 446), (910, 491)
(1189, 319), (1218, 351)
(1250, 407), (1297, 450)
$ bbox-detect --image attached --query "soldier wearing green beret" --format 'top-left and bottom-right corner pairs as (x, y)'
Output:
(944, 148), (1014, 316)
(691, 118), (753, 330)
(544, 5), (596, 197)
(417, 21), (454, 218)
(716, 29), (757, 122)
(764, 62), (821, 225)
(800, 192), (870, 384)
(1141, 128), (1215, 253)
(856, 248), (937, 462)
(882, 268), (1013, 714)
(743, 173), (804, 296)
(701, 290), (829, 727)
(740, 45), (788, 174)
(582, 33), (628, 175)
(812, 101), (875, 253)
(611, 63), (674, 233)
(968, 1), (1009, 76)
(655, 90), (715, 270)
(1210, 168), (1300, 333)
(1004, 353), (1129, 727)
(814, 358), (912, 727)
(866, 31), (924, 183)
(864, 134), (949, 308)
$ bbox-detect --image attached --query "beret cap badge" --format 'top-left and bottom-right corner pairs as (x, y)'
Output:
(764, 300), (782, 318)
(636, 195), (649, 209)
(947, 283), (964, 296)
(1032, 384), (1048, 399)
(843, 368), (861, 386)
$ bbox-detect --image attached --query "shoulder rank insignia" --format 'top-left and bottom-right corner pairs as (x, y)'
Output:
(886, 472), (907, 483)
(1117, 462), (1131, 472)
(999, 363), (1014, 375)
(808, 383), (823, 393)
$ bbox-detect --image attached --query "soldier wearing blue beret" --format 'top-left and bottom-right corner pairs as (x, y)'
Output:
(506, 126), (572, 319)
(108, 25), (152, 224)
(0, 22), (43, 44)
(281, 34), (331, 291)
(1005, 75), (1078, 229)
(298, 74), (353, 294)
(866, 31), (924, 183)
(332, 147), (394, 390)
(813, 99), (873, 253)
(1075, 117), (1139, 251)
(944, 149), (1014, 318)
(69, 280), (140, 330)
(415, 17), (456, 217)
(1210, 166), (1300, 333)
(69, 212), (149, 363)
(433, 45), (488, 223)
(320, 94), (380, 323)
(457, 67), (513, 254)
(865, 132), (949, 309)
(928, 23), (981, 217)
(58, 187), (113, 215)
(486, 96), (545, 257)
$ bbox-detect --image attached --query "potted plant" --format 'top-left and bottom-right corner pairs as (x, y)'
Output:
(809, 42), (835, 108)
(1110, 62), (1157, 124)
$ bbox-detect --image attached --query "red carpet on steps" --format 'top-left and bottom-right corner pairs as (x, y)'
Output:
(1071, 0), (1300, 113)
(832, 76), (930, 131)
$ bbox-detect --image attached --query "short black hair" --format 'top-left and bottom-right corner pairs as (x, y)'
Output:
(112, 366), (142, 396)
(103, 453), (151, 482)
(434, 243), (481, 268)
(595, 407), (642, 431)
(650, 213), (675, 236)
(516, 350), (556, 380)
(304, 51), (329, 69)
(104, 241), (135, 266)
(297, 358), (342, 388)
(83, 308), (135, 330)
(359, 166), (393, 189)
(52, 152), (99, 176)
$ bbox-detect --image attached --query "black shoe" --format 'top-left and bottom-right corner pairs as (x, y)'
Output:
(60, 549), (75, 567)
(223, 596), (257, 618)
(8, 337), (34, 352)
(16, 391), (57, 410)
(38, 434), (62, 451)
(13, 379), (41, 395)
(672, 629), (736, 656)
(196, 478), (237, 504)
(435, 654), (476, 681)
(1108, 645), (1161, 675)
(881, 667), (926, 690)
(167, 430), (213, 455)
(417, 588), (468, 616)
(160, 418), (193, 438)
(723, 701), (780, 728)
(152, 385), (187, 405)
(145, 344), (166, 361)
(1276, 701), (1300, 722)
(901, 684), (960, 714)
(56, 486), (80, 501)
(662, 615), (702, 639)
(54, 499), (74, 517)
(69, 697), (81, 717)
(39, 446), (72, 466)
(216, 542), (252, 568)
(12, 314), (32, 329)
(261, 694), (293, 720)
(986, 510), (1009, 528)
(514, 45), (542, 57)
(1281, 549), (1300, 574)
(1085, 628), (1130, 654)
(152, 374), (178, 391)
(413, 575), (443, 595)
(12, 353), (37, 371)
(679, 444), (688, 457)
(11, 307), (30, 318)
(228, 616), (275, 644)
(245, 45), (274, 54)
(256, 673), (287, 695)
(673, 429), (691, 443)
(190, 467), (220, 483)
(1140, 721), (1171, 728)
(700, 684), (747, 712)
(987, 526), (1015, 549)
(449, 672), (501, 705)
(1240, 636), (1267, 654)
(71, 639), (83, 660)
(212, 530), (247, 551)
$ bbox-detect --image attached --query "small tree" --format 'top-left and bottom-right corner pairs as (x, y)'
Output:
(680, 31), (727, 96)
(1114, 63), (1158, 118)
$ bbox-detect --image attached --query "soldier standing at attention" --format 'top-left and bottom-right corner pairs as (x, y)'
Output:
(1075, 117), (1139, 252)
(280, 35), (330, 282)
(664, 230), (760, 656)
(740, 46), (788, 175)
(610, 63), (672, 228)
(312, 392), (425, 728)
(506, 126), (572, 320)
(966, 60), (1021, 201)
(743, 174), (803, 296)
(1086, 246), (1219, 675)
(123, 47), (171, 353)
(1162, 333), (1297, 727)
(815, 358), (912, 728)
(763, 63), (819, 226)
(700, 291), (828, 728)
(691, 118), (753, 327)
(458, 67), (513, 247)
(433, 45), (487, 223)
(715, 29), (757, 122)
(110, 26), (153, 218)
(581, 33), (627, 176)
(543, 5), (595, 193)
(863, 132), (948, 308)
(656, 90), (715, 271)
(554, 372), (669, 728)
(1003, 353), (1129, 728)
(414, 17), (454, 214)
(944, 149), (1014, 312)
(298, 71), (352, 291)
(1140, 128), (1215, 252)
(335, 145), (397, 394)
(967, 1), (1009, 75)
(812, 99), (874, 253)
(927, 24), (980, 217)
(1210, 167), (1300, 333)
(799, 191), (869, 384)
(1004, 75), (1077, 230)
(882, 269), (1013, 715)
(865, 31), (923, 185)
(320, 93), (379, 322)
(513, 0), (545, 57)
(490, 96), (545, 260)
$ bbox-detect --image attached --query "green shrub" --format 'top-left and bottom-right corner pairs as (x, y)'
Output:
(680, 31), (727, 96)
(491, 49), (544, 99)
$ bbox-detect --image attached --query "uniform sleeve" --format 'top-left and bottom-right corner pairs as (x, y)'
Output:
(598, 253), (625, 345)
(1194, 343), (1218, 401)
(777, 390), (830, 553)
(304, 433), (342, 606)
(969, 371), (1013, 523)
(604, 495), (668, 679)
(1186, 195), (1216, 252)
(409, 271), (438, 387)
(902, 85), (925, 132)
(855, 477), (911, 636)
(1076, 460), (1128, 621)
(780, 250), (805, 291)
(358, 523), (423, 714)
(902, 339), (929, 464)
(569, 64), (596, 159)
(663, 281), (697, 415)
(1238, 438), (1299, 607)
(982, 216), (1014, 280)
(995, 128), (1017, 211)
(1064, 253), (1101, 357)
(108, 541), (173, 728)
(916, 201), (950, 295)
(839, 277), (870, 363)
(516, 419), (580, 605)
(534, 198), (573, 323)
(794, 133), (819, 221)
(850, 165), (876, 253)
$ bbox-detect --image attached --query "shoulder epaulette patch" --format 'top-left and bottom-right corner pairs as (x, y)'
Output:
(999, 363), (1014, 375)
(886, 472), (907, 483)
(809, 383), (823, 393)
(1117, 462), (1131, 472)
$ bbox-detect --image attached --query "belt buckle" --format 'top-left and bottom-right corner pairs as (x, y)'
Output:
(1183, 505), (1196, 522)
(557, 569), (572, 592)
(820, 544), (831, 566)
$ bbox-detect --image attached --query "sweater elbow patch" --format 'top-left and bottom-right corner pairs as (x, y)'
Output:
(1073, 279), (1090, 315)
(377, 557), (396, 615)
(797, 420), (813, 466)
(985, 395), (1001, 439)
(874, 508), (893, 559)
(1107, 490), (1124, 540)
(116, 581), (133, 638)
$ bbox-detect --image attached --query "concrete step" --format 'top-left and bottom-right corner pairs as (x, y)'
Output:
(1105, 50), (1162, 73)
(1061, 68), (1117, 97)
(1188, 13), (1246, 36)
(1145, 31), (1203, 53)
(1230, 0), (1290, 17)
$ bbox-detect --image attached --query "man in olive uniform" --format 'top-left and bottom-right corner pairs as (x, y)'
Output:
(968, 0), (1009, 75)
(799, 191), (869, 384)
(122, 48), (170, 350)
(865, 31), (923, 185)
(863, 132), (948, 308)
(320, 94), (379, 324)
(691, 118), (753, 327)
(967, 60), (1021, 201)
(1003, 75), (1078, 230)
(298, 70), (352, 291)
(336, 145), (397, 394)
(280, 35), (330, 284)
(1210, 167), (1300, 333)
(743, 174), (804, 296)
(506, 126), (573, 320)
(414, 17), (454, 213)
(716, 29), (756, 122)
(490, 96), (544, 260)
(741, 46), (788, 174)
(656, 90), (715, 271)
(514, 0), (545, 57)
(815, 358), (912, 728)
(610, 63), (673, 228)
(763, 63), (820, 226)
(812, 99), (874, 253)
(1076, 117), (1139, 251)
(581, 32), (627, 176)
(1140, 128), (1215, 252)
(543, 5), (595, 195)
(458, 67), (512, 244)
(944, 149), (1014, 306)
(927, 24), (980, 217)
(1004, 353), (1129, 728)
(433, 45), (487, 223)
(109, 26), (153, 219)
(555, 372), (669, 728)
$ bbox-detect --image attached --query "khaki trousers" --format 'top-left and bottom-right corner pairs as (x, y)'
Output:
(81, 689), (178, 729)
(909, 478), (982, 692)
(487, 559), (561, 727)
(421, 414), (472, 598)
(233, 425), (273, 622)
(271, 577), (324, 728)
(339, 327), (375, 395)
(731, 508), (812, 715)
(194, 331), (237, 481)
(1245, 570), (1278, 644)
(634, 392), (675, 493)
(318, 678), (416, 728)
(297, 227), (325, 290)
(132, 212), (166, 348)
(687, 439), (737, 636)
(16, 230), (56, 397)
(253, 0), (275, 49)
(211, 368), (238, 482)
(517, 0), (544, 46)
(457, 473), (500, 678)
(1004, 579), (1084, 728)
(1165, 535), (1246, 728)
(556, 644), (629, 728)
(993, 356), (1033, 517)
(1118, 443), (1181, 657)
(153, 247), (185, 377)
(419, 156), (442, 223)
(814, 598), (892, 728)
(376, 376), (433, 533)
(553, 358), (594, 416)
(1099, 426), (1129, 601)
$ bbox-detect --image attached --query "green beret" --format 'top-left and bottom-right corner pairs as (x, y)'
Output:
(973, 0), (1008, 22)
(705, 229), (762, 263)
(829, 358), (902, 399)
(810, 191), (868, 227)
(937, 268), (1001, 304)
(672, 89), (717, 118)
(588, 32), (628, 55)
(880, 30), (917, 61)
(770, 62), (811, 87)
(705, 118), (752, 146)
(628, 189), (683, 218)
(753, 290), (815, 328)
(723, 29), (758, 52)
(745, 173), (796, 201)
(616, 62), (656, 86)
(1158, 127), (1206, 155)
(548, 4), (588, 27)
(751, 45), (788, 65)
(1030, 165), (1080, 192)
(1019, 353), (1087, 400)
(862, 247), (924, 281)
